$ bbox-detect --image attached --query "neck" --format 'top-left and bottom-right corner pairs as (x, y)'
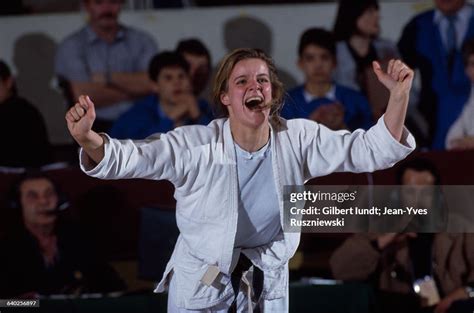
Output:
(90, 23), (119, 43)
(230, 120), (270, 152)
(26, 222), (55, 239)
(305, 81), (332, 97)
(349, 34), (371, 57)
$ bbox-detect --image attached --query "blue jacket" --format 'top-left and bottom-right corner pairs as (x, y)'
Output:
(398, 7), (474, 149)
(110, 94), (213, 139)
(282, 84), (374, 131)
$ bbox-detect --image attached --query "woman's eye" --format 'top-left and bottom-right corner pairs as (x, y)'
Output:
(258, 78), (269, 83)
(237, 80), (246, 85)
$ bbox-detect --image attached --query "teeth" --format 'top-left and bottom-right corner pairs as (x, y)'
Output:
(245, 96), (263, 104)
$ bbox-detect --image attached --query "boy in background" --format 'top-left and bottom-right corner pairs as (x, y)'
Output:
(282, 28), (373, 131)
(110, 51), (212, 139)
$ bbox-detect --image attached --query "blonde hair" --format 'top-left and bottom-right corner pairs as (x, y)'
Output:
(212, 48), (284, 124)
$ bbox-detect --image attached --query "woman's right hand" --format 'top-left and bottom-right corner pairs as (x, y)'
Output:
(65, 95), (104, 163)
(65, 95), (97, 143)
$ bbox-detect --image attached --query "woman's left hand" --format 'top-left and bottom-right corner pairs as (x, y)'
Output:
(372, 59), (414, 97)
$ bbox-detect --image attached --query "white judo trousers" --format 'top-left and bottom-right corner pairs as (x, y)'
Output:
(167, 272), (288, 313)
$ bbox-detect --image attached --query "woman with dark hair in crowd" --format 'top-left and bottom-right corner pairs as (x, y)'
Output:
(333, 0), (399, 120)
(66, 48), (415, 312)
(0, 171), (125, 298)
(0, 60), (52, 168)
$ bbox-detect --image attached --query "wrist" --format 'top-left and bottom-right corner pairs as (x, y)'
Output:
(74, 131), (104, 150)
(389, 89), (409, 101)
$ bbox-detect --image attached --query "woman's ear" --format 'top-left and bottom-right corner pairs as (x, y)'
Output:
(220, 92), (230, 106)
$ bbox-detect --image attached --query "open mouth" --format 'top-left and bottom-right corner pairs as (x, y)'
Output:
(244, 96), (265, 110)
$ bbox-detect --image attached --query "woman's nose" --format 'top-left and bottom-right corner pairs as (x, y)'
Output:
(248, 79), (262, 91)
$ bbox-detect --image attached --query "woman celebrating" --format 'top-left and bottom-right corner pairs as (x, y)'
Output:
(66, 48), (415, 312)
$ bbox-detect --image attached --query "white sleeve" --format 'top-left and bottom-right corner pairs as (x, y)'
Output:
(79, 131), (189, 185)
(300, 115), (416, 180)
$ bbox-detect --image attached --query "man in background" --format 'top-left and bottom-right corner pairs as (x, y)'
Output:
(55, 0), (158, 132)
(398, 0), (474, 149)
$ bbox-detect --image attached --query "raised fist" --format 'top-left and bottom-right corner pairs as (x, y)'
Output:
(65, 95), (96, 141)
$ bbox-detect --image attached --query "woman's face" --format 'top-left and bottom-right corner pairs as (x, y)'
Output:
(20, 178), (58, 228)
(356, 6), (380, 37)
(220, 58), (272, 129)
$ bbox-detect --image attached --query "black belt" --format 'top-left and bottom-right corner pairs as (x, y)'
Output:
(228, 253), (263, 313)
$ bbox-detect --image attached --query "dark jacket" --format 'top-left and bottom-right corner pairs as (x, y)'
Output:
(0, 96), (52, 167)
(0, 220), (125, 297)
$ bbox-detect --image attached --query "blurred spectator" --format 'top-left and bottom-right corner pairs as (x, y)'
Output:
(282, 28), (373, 131)
(446, 38), (474, 150)
(110, 51), (213, 139)
(55, 0), (158, 133)
(0, 171), (125, 298)
(0, 60), (52, 168)
(330, 159), (474, 313)
(176, 38), (212, 98)
(398, 0), (474, 150)
(333, 0), (398, 120)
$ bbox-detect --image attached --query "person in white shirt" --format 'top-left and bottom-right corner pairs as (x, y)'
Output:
(446, 38), (474, 150)
(65, 48), (415, 312)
